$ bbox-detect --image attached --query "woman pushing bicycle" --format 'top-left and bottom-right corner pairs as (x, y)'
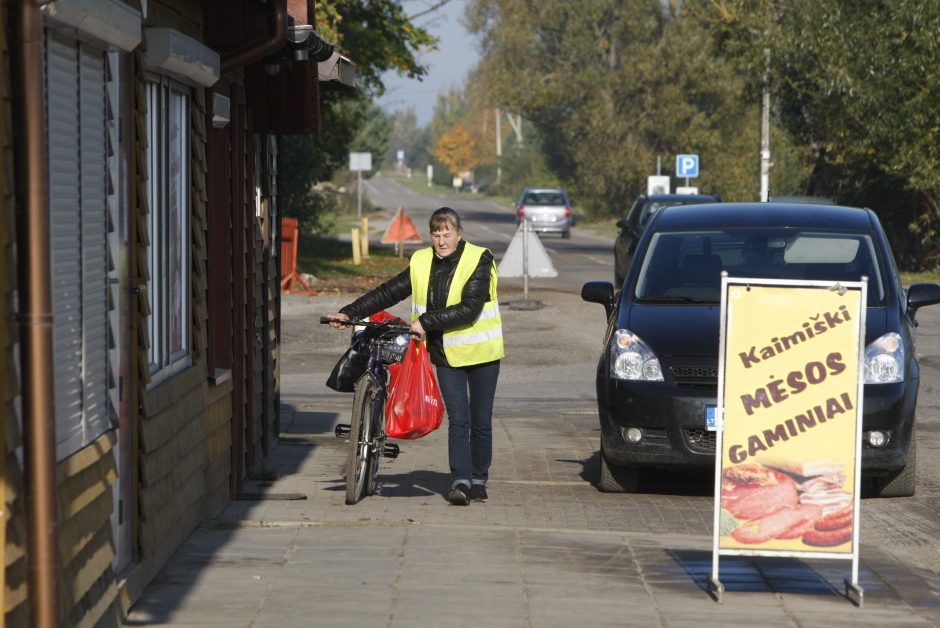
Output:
(327, 206), (504, 505)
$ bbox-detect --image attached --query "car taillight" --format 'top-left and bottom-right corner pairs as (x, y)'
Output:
(517, 205), (526, 218)
(564, 206), (571, 218)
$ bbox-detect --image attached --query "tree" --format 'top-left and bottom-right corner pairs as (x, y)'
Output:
(315, 0), (438, 95)
(689, 0), (940, 268)
(433, 124), (480, 176)
(465, 0), (802, 220)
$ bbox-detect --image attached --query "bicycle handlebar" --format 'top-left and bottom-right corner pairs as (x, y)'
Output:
(320, 316), (413, 334)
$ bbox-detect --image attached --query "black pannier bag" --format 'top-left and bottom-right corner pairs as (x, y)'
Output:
(326, 332), (368, 392)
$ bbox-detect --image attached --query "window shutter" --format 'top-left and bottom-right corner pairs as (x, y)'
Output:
(45, 30), (113, 460)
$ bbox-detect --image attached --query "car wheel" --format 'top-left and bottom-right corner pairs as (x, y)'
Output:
(598, 446), (639, 493)
(562, 229), (571, 239)
(872, 429), (916, 498)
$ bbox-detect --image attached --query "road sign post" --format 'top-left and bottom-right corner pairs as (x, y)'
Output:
(349, 152), (373, 217)
(676, 154), (700, 188)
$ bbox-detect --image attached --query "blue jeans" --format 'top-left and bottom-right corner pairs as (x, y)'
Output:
(435, 360), (500, 488)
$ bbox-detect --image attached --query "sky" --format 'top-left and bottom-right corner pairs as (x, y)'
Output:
(377, 0), (480, 128)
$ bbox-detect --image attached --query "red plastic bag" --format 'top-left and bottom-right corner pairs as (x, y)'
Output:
(385, 339), (444, 439)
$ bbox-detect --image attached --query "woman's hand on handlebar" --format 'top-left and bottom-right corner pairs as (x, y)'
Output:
(409, 319), (426, 340)
(324, 313), (351, 329)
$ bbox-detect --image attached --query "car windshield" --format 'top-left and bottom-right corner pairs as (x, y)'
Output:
(523, 191), (566, 206)
(633, 229), (886, 305)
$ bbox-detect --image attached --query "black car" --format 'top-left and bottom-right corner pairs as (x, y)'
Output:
(583, 202), (940, 496)
(614, 193), (720, 286)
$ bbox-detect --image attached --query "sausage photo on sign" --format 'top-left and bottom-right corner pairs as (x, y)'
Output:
(801, 506), (854, 547)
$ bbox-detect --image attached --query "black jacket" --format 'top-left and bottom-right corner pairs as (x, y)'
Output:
(339, 240), (495, 366)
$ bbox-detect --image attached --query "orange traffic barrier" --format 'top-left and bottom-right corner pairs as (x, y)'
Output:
(280, 217), (315, 294)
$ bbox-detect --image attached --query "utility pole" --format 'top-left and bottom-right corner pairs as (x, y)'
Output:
(760, 48), (772, 202)
(495, 107), (502, 187)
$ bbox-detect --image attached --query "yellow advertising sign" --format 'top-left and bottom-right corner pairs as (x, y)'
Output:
(717, 281), (864, 555)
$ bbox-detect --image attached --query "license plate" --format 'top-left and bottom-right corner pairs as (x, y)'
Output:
(706, 405), (718, 431)
(538, 214), (555, 222)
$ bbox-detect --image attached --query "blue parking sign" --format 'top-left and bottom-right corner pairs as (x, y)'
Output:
(676, 154), (699, 178)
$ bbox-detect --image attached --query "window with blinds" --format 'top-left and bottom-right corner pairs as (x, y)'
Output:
(45, 30), (114, 460)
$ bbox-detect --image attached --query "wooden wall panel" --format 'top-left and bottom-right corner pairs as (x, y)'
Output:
(55, 432), (118, 626)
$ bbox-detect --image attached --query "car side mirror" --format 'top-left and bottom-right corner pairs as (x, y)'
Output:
(907, 282), (940, 313)
(616, 218), (630, 230)
(582, 281), (616, 319)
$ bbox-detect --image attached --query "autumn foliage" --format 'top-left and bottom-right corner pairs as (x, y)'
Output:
(433, 124), (480, 176)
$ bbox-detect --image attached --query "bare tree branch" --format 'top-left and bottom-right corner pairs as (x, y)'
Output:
(408, 0), (454, 21)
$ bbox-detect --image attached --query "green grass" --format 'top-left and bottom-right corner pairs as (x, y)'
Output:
(576, 216), (620, 239)
(296, 233), (409, 279)
(901, 270), (940, 285)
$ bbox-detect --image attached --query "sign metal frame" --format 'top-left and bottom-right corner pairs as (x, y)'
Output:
(709, 274), (867, 607)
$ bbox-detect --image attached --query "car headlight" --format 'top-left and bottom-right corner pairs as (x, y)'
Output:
(610, 329), (664, 381)
(864, 332), (904, 384)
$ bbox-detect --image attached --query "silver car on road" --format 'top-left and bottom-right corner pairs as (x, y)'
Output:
(514, 187), (572, 238)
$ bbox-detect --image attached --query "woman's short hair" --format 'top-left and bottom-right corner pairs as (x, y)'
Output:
(429, 206), (462, 233)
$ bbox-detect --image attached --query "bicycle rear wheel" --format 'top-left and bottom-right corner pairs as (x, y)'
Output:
(346, 374), (381, 504)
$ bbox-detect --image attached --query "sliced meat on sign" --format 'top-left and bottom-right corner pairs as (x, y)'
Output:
(730, 504), (822, 545)
(723, 472), (799, 521)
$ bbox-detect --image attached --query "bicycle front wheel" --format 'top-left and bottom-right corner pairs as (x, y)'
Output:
(346, 374), (381, 504)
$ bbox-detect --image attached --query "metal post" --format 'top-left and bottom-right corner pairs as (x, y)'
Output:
(760, 48), (772, 202)
(495, 107), (502, 187)
(357, 168), (362, 217)
(522, 220), (529, 300)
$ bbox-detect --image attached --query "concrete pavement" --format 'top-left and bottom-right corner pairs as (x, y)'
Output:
(125, 289), (940, 627)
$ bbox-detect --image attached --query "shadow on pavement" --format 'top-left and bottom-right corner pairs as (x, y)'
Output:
(567, 450), (715, 497)
(669, 549), (846, 598)
(320, 469), (455, 502)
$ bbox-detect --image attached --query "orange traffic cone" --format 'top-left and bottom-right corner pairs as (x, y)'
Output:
(381, 207), (423, 256)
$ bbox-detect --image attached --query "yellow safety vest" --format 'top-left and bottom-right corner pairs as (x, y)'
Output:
(410, 243), (505, 367)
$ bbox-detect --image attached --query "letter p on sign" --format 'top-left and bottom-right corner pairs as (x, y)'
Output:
(677, 154), (699, 178)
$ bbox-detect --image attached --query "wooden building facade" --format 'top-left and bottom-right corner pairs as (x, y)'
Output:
(1, 0), (348, 624)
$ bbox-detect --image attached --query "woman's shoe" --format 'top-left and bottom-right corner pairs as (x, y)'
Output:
(447, 484), (471, 506)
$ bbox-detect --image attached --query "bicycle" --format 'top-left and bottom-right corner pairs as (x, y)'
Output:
(320, 315), (413, 504)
